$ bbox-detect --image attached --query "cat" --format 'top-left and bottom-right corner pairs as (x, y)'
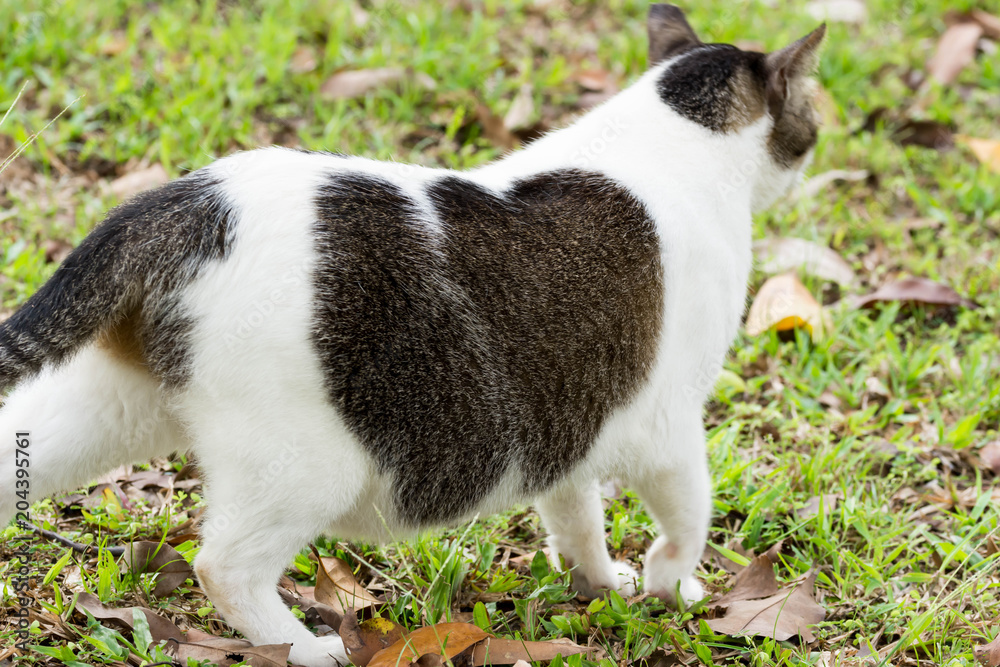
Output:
(0, 6), (823, 666)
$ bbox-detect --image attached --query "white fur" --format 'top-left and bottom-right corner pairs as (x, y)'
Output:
(0, 56), (809, 666)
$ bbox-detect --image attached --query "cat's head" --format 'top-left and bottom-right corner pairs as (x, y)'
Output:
(647, 4), (825, 211)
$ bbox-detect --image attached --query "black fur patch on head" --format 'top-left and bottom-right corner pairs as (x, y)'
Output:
(0, 173), (235, 390)
(657, 45), (767, 132)
(311, 170), (664, 526)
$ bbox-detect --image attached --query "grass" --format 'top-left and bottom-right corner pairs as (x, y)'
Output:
(2, 0), (1000, 665)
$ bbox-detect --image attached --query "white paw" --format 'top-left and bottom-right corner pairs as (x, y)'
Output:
(572, 561), (639, 599)
(288, 634), (348, 667)
(643, 536), (705, 608)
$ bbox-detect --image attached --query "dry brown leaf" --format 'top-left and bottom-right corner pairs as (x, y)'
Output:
(76, 593), (184, 644)
(971, 10), (1000, 40)
(893, 119), (955, 150)
(110, 164), (169, 200)
(368, 623), (488, 667)
(476, 104), (519, 150)
(574, 68), (614, 92)
(979, 441), (1000, 476)
(754, 238), (857, 286)
(320, 68), (435, 101)
(340, 611), (407, 666)
(957, 135), (1000, 173)
(713, 555), (780, 607)
(796, 493), (842, 520)
(853, 276), (978, 309)
(745, 273), (826, 340)
(977, 633), (1000, 666)
(471, 637), (595, 665)
(503, 84), (535, 132)
(277, 581), (344, 631)
(290, 46), (318, 73)
(928, 21), (983, 85)
(707, 571), (826, 641)
(123, 541), (193, 597)
(165, 638), (290, 667)
(312, 547), (382, 614)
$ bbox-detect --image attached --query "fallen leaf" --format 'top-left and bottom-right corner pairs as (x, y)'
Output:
(745, 273), (827, 340)
(471, 637), (595, 665)
(76, 593), (184, 643)
(110, 164), (169, 200)
(320, 68), (435, 100)
(979, 441), (1000, 476)
(278, 582), (344, 631)
(754, 238), (857, 287)
(341, 611), (406, 667)
(368, 623), (488, 667)
(312, 547), (382, 615)
(853, 276), (978, 309)
(805, 0), (866, 24)
(165, 638), (290, 667)
(42, 239), (73, 264)
(476, 104), (519, 150)
(713, 555), (780, 607)
(100, 31), (128, 56)
(975, 633), (1000, 666)
(971, 10), (1000, 40)
(574, 68), (613, 92)
(795, 493), (842, 520)
(503, 84), (535, 132)
(707, 571), (826, 641)
(957, 135), (1000, 173)
(290, 46), (318, 73)
(123, 541), (193, 597)
(928, 21), (983, 85)
(893, 119), (955, 150)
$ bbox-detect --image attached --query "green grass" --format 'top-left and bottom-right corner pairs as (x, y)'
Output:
(2, 0), (1000, 665)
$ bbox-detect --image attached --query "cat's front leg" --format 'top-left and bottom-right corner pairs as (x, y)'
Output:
(628, 419), (710, 607)
(536, 480), (638, 598)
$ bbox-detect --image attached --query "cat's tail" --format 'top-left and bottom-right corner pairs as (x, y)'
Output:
(0, 171), (235, 391)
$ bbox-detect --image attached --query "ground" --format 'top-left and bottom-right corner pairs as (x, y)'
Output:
(1, 1), (999, 666)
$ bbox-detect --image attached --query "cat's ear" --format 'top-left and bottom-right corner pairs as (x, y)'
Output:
(764, 24), (826, 118)
(647, 4), (701, 66)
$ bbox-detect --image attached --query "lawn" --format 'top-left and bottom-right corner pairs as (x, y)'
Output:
(2, 0), (999, 666)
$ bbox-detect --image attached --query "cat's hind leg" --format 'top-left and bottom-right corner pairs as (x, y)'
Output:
(628, 418), (710, 607)
(181, 388), (369, 667)
(0, 346), (183, 527)
(536, 480), (638, 598)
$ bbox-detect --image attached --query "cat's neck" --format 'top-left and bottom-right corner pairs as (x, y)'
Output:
(471, 68), (768, 224)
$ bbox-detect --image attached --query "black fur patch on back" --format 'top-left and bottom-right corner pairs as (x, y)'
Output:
(657, 45), (767, 132)
(0, 173), (235, 390)
(312, 170), (664, 526)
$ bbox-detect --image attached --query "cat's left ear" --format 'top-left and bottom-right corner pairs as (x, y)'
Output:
(764, 24), (826, 118)
(647, 4), (701, 66)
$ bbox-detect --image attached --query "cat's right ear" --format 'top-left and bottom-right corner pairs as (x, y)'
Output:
(647, 4), (701, 67)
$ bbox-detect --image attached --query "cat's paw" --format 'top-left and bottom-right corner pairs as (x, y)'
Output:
(572, 561), (639, 599)
(288, 634), (348, 667)
(642, 536), (705, 609)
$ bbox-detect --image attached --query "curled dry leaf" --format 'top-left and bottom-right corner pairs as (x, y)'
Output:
(320, 68), (436, 101)
(713, 555), (780, 607)
(312, 546), (382, 614)
(745, 273), (827, 340)
(277, 581), (344, 631)
(979, 441), (1000, 476)
(340, 610), (407, 667)
(853, 276), (978, 309)
(476, 104), (520, 150)
(110, 164), (169, 200)
(976, 633), (1000, 666)
(957, 135), (1000, 173)
(368, 622), (488, 667)
(928, 21), (984, 85)
(754, 237), (857, 287)
(795, 493), (842, 520)
(708, 571), (826, 642)
(893, 119), (955, 150)
(471, 637), (596, 665)
(503, 84), (535, 132)
(123, 541), (194, 597)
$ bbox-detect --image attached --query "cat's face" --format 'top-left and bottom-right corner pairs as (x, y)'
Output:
(647, 5), (825, 212)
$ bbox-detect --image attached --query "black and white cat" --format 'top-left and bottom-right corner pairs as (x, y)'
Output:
(0, 6), (823, 666)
